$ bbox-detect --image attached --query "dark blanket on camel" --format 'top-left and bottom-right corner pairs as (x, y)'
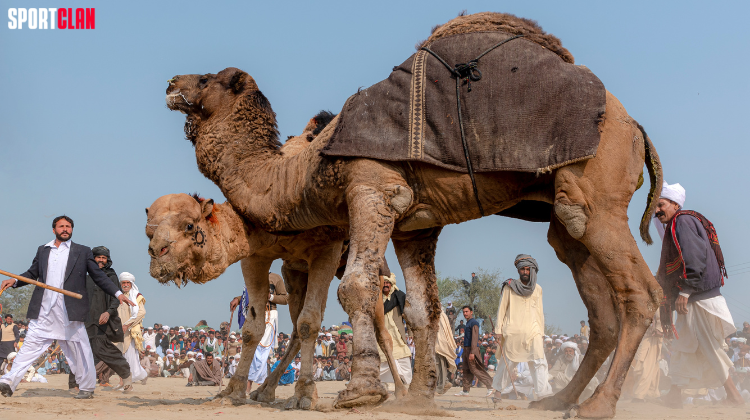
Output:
(322, 31), (606, 173)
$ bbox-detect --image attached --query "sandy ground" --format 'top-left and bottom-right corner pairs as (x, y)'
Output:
(0, 375), (745, 420)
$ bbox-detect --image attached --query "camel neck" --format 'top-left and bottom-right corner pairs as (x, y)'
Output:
(192, 106), (337, 232)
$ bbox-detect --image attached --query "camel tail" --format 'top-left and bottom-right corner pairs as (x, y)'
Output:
(637, 122), (663, 245)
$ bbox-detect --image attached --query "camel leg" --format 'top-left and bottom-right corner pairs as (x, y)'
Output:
(529, 218), (619, 411)
(217, 256), (273, 403)
(250, 266), (306, 403)
(392, 228), (442, 404)
(373, 272), (408, 399)
(285, 243), (342, 410)
(334, 185), (398, 408)
(550, 99), (661, 418)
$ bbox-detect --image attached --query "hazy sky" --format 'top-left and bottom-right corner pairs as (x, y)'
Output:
(2, 1), (749, 336)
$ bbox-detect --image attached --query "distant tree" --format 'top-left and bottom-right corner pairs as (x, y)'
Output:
(544, 321), (562, 336)
(437, 268), (504, 330)
(0, 285), (33, 320)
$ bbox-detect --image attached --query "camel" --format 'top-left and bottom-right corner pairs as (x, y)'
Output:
(164, 12), (663, 418)
(145, 118), (407, 409)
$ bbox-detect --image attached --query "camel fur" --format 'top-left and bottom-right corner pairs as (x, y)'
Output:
(164, 12), (663, 418)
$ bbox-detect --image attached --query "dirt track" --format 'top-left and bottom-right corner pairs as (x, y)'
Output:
(0, 375), (744, 420)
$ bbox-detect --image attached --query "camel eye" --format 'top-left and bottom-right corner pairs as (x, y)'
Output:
(186, 224), (194, 231)
(199, 77), (208, 86)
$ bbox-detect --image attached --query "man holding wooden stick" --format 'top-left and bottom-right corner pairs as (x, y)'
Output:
(0, 215), (134, 399)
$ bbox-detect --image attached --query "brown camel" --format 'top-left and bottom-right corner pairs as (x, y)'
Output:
(146, 192), (407, 408)
(164, 12), (663, 417)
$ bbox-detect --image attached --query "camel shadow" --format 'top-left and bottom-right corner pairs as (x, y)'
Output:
(17, 388), (73, 398)
(116, 396), (211, 408)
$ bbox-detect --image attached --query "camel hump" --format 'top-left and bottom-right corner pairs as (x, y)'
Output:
(419, 12), (574, 64)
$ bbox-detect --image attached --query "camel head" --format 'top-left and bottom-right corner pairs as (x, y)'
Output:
(145, 193), (246, 286)
(165, 67), (278, 145)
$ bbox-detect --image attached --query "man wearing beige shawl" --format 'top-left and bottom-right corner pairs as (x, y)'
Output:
(491, 254), (552, 402)
(549, 341), (598, 400)
(435, 306), (457, 394)
(377, 273), (413, 387)
(116, 273), (148, 388)
(621, 310), (663, 402)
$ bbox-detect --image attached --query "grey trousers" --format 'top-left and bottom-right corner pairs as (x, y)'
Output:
(435, 354), (451, 394)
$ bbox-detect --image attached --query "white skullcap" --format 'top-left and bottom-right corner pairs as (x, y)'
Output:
(167, 354), (174, 358)
(119, 272), (135, 283)
(166, 349), (174, 354)
(187, 351), (195, 356)
(544, 337), (553, 343)
(196, 353), (203, 358)
(326, 333), (332, 337)
(660, 181), (686, 207)
(561, 341), (578, 351)
(555, 339), (563, 344)
(163, 326), (169, 330)
(179, 328), (186, 333)
(731, 337), (739, 342)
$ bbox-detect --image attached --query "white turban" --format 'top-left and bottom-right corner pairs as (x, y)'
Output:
(544, 337), (553, 343)
(166, 349), (174, 354)
(660, 181), (686, 207)
(555, 339), (563, 344)
(119, 272), (140, 321)
(738, 338), (748, 344)
(561, 342), (578, 351)
(7, 352), (17, 361)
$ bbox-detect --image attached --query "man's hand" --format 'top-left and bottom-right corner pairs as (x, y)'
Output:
(124, 323), (131, 332)
(118, 294), (135, 307)
(510, 372), (518, 383)
(469, 353), (475, 361)
(229, 297), (240, 312)
(676, 295), (689, 314)
(1, 279), (16, 292)
(98, 312), (110, 325)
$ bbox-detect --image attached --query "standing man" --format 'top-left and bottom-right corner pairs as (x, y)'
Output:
(68, 246), (133, 394)
(655, 182), (744, 407)
(0, 315), (20, 367)
(228, 272), (288, 393)
(444, 302), (458, 332)
(623, 311), (663, 402)
(490, 254), (552, 402)
(579, 321), (589, 340)
(377, 272), (413, 388)
(455, 305), (493, 396)
(0, 216), (133, 398)
(435, 305), (457, 395)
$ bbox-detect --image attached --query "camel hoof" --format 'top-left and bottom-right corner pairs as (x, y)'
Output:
(529, 395), (574, 412)
(284, 396), (299, 410)
(334, 394), (383, 408)
(251, 389), (276, 403)
(573, 399), (617, 419)
(248, 390), (259, 401)
(299, 396), (314, 410)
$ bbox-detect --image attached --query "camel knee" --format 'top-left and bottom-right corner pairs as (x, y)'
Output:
(554, 202), (588, 239)
(385, 184), (413, 215)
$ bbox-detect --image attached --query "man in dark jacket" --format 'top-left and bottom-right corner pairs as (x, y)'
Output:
(655, 183), (744, 408)
(0, 216), (133, 399)
(68, 246), (133, 393)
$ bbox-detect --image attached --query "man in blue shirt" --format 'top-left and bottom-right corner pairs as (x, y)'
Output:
(455, 306), (493, 396)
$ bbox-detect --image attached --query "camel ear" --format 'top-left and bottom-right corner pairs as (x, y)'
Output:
(200, 199), (215, 220)
(229, 71), (246, 94)
(145, 208), (149, 216)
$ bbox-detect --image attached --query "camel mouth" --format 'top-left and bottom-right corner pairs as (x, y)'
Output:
(166, 91), (192, 114)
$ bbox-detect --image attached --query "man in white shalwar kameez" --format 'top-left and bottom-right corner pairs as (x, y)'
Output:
(0, 216), (133, 399)
(491, 254), (552, 402)
(654, 182), (744, 407)
(549, 341), (598, 401)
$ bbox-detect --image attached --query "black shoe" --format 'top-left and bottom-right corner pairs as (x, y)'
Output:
(74, 390), (94, 399)
(186, 383), (194, 387)
(0, 382), (13, 397)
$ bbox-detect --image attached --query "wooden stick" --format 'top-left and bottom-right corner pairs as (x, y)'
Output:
(0, 269), (82, 299)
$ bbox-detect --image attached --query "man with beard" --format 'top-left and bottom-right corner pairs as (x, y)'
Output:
(188, 353), (222, 386)
(377, 269), (413, 389)
(67, 246), (133, 394)
(0, 216), (133, 399)
(655, 182), (744, 408)
(549, 342), (598, 400)
(489, 254), (552, 402)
